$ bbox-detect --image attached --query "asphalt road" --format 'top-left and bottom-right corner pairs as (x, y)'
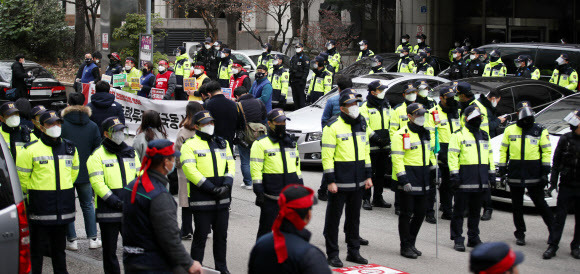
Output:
(42, 161), (578, 274)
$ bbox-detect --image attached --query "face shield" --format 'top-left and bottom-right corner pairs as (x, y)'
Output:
(466, 107), (482, 122)
(518, 107), (535, 120)
(564, 111), (580, 126)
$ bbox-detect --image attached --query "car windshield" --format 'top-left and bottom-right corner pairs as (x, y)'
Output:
(535, 94), (580, 135)
(0, 65), (54, 83)
(0, 67), (9, 82)
(313, 83), (368, 107)
(360, 74), (403, 81)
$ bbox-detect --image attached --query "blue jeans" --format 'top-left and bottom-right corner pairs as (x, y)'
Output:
(67, 182), (98, 241)
(238, 145), (252, 186)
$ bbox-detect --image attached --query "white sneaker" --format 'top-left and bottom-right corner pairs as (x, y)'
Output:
(89, 238), (102, 249)
(66, 240), (78, 251)
(240, 183), (252, 190)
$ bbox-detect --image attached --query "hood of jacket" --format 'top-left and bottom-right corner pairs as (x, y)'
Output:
(90, 92), (115, 108)
(62, 105), (92, 125)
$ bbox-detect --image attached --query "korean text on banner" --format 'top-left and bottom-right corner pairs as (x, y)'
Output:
(184, 78), (196, 93)
(113, 74), (127, 87)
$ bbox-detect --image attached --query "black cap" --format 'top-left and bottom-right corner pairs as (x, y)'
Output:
(401, 34), (410, 39)
(31, 105), (47, 117)
(417, 52), (428, 58)
(339, 91), (363, 106)
(439, 87), (456, 98)
(0, 102), (19, 117)
(39, 110), (62, 125)
(101, 116), (127, 133)
(282, 185), (318, 206)
(295, 42), (304, 47)
(490, 49), (501, 58)
(204, 37), (212, 43)
(193, 110), (214, 125)
(413, 80), (429, 90)
(367, 80), (387, 91)
(358, 40), (368, 46)
(464, 104), (482, 122)
(424, 47), (432, 53)
(407, 103), (427, 116)
(267, 108), (290, 123)
(147, 139), (181, 158)
(222, 48), (231, 54)
(416, 34), (427, 39)
(561, 53), (569, 60)
(272, 53), (283, 60)
(371, 55), (384, 63)
(126, 57), (137, 64)
(452, 47), (464, 54)
(454, 82), (473, 96)
(403, 87), (418, 95)
(319, 52), (329, 60)
(262, 43), (272, 51)
(470, 242), (524, 273)
(473, 48), (485, 54)
(327, 40), (336, 46)
(314, 56), (325, 64)
(516, 101), (534, 120)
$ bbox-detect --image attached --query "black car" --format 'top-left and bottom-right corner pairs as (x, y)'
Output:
(435, 77), (575, 134)
(0, 61), (67, 109)
(336, 53), (452, 79)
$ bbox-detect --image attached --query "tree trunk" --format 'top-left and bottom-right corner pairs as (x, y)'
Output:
(301, 0), (309, 43)
(290, 0), (301, 39)
(226, 12), (238, 49)
(74, 0), (86, 58)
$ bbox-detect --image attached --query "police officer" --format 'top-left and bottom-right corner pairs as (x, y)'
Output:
(120, 139), (202, 273)
(482, 50), (506, 77)
(290, 43), (310, 109)
(258, 43), (274, 71)
(322, 90), (372, 267)
(251, 109), (303, 238)
(88, 117), (141, 273)
(217, 48), (233, 88)
(31, 105), (47, 138)
(414, 34), (429, 54)
(181, 110), (235, 274)
(448, 104), (495, 252)
(325, 40), (341, 73)
(356, 40), (375, 61)
(197, 38), (216, 79)
(268, 54), (290, 108)
(449, 40), (461, 61)
(360, 81), (392, 210)
(514, 55), (540, 80)
(396, 34), (412, 54)
(174, 46), (192, 100)
(550, 53), (578, 91)
(0, 101), (35, 160)
(207, 41), (223, 80)
(433, 88), (461, 220)
(467, 49), (485, 77)
(498, 101), (554, 246)
(397, 47), (415, 73)
(413, 52), (434, 76)
(369, 55), (387, 74)
(449, 48), (467, 80)
(307, 56), (333, 104)
(16, 110), (79, 273)
(456, 82), (491, 136)
(544, 108), (580, 259)
(318, 52), (336, 80)
(414, 80), (436, 110)
(391, 103), (435, 259)
(248, 185), (330, 274)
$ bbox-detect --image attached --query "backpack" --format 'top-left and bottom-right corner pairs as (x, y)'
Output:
(236, 102), (266, 148)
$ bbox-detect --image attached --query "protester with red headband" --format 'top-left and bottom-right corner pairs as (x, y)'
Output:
(248, 185), (331, 274)
(120, 139), (202, 274)
(155, 59), (177, 100)
(189, 62), (210, 101)
(230, 61), (251, 93)
(470, 242), (524, 274)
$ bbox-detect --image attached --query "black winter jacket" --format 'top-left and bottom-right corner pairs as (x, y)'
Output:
(87, 92), (126, 135)
(552, 132), (580, 188)
(11, 61), (28, 98)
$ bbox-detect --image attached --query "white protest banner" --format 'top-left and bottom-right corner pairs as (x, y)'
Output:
(84, 84), (187, 141)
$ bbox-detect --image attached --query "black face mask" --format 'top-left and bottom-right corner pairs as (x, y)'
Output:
(255, 72), (265, 79)
(274, 124), (286, 137)
(142, 68), (149, 74)
(517, 117), (534, 129)
(85, 58), (92, 64)
(467, 117), (482, 129)
(447, 98), (458, 108)
(571, 124), (578, 132)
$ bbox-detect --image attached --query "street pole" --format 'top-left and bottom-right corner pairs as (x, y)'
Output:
(146, 0), (152, 35)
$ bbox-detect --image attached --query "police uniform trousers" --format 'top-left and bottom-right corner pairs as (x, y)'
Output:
(308, 91), (324, 105)
(548, 186), (580, 248)
(290, 80), (307, 109)
(323, 189), (363, 257)
(450, 191), (483, 244)
(434, 145), (454, 216)
(30, 223), (68, 274)
(100, 222), (122, 274)
(363, 151), (391, 202)
(181, 207), (194, 237)
(510, 184), (554, 239)
(191, 208), (229, 272)
(398, 191), (427, 248)
(175, 75), (187, 100)
(481, 188), (493, 213)
(256, 198), (280, 240)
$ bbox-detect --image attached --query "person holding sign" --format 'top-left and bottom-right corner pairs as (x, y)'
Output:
(155, 60), (176, 100)
(139, 61), (156, 98)
(188, 62), (210, 101)
(122, 57), (142, 94)
(229, 61), (251, 92)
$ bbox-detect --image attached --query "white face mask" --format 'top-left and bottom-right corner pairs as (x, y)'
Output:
(327, 45), (333, 50)
(470, 54), (476, 60)
(158, 66), (166, 72)
(46, 125), (62, 138)
(414, 116), (426, 126)
(454, 53), (460, 59)
(125, 65), (132, 71)
(215, 47), (221, 51)
(193, 69), (203, 75)
(556, 57), (565, 65)
(417, 39), (422, 44)
(371, 62), (379, 67)
(95, 59), (100, 64)
(402, 39), (407, 43)
(405, 93), (417, 102)
(296, 48), (303, 53)
(200, 124), (215, 135)
(231, 68), (239, 75)
(491, 99), (499, 108)
(205, 44), (212, 49)
(399, 53), (405, 57)
(111, 131), (125, 145)
(220, 53), (226, 58)
(376, 90), (386, 99)
(360, 45), (366, 51)
(263, 48), (268, 52)
(6, 115), (20, 128)
(347, 105), (359, 119)
(418, 89), (429, 97)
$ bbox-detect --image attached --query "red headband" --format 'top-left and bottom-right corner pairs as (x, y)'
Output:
(194, 65), (205, 71)
(131, 145), (176, 203)
(272, 185), (315, 263)
(479, 249), (516, 274)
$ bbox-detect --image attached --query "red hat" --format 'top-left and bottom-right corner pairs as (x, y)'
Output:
(108, 52), (121, 61)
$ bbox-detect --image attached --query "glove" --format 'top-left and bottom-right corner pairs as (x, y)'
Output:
(488, 173), (497, 188)
(498, 166), (507, 177)
(403, 183), (412, 192)
(279, 97), (286, 106)
(370, 134), (383, 147)
(255, 192), (265, 207)
(542, 165), (551, 177)
(430, 168), (438, 186)
(105, 195), (123, 210)
(212, 186), (229, 199)
(450, 174), (461, 190)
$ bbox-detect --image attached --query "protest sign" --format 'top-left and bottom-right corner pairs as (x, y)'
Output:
(130, 77), (140, 90)
(112, 74), (127, 87)
(150, 88), (165, 100)
(101, 74), (112, 84)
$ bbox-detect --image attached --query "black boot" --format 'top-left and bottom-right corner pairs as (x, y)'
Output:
(572, 248), (580, 259)
(543, 245), (558, 259)
(362, 199), (372, 210)
(441, 212), (452, 220)
(425, 215), (436, 224)
(454, 242), (466, 252)
(467, 239), (482, 248)
(515, 236), (526, 246)
(327, 256), (343, 267)
(400, 247), (418, 259)
(346, 252), (368, 264)
(372, 197), (392, 208)
(410, 246), (422, 256)
(480, 209), (492, 221)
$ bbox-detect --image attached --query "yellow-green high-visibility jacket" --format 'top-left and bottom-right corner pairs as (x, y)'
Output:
(396, 43), (413, 54)
(307, 70), (333, 95)
(397, 57), (416, 73)
(181, 134), (235, 211)
(174, 53), (192, 77)
(391, 125), (436, 195)
(218, 58), (233, 81)
(1, 125), (37, 160)
(16, 138), (79, 225)
(250, 134), (303, 199)
(389, 102), (410, 140)
(414, 62), (434, 76)
(360, 100), (391, 152)
(550, 65), (578, 91)
(88, 145), (141, 222)
(356, 49), (375, 62)
(448, 127), (495, 192)
(460, 99), (490, 135)
(122, 67), (143, 94)
(321, 115), (372, 191)
(482, 60), (506, 77)
(499, 123), (551, 185)
(328, 51), (341, 73)
(268, 65), (290, 103)
(434, 103), (462, 145)
(258, 53), (274, 71)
